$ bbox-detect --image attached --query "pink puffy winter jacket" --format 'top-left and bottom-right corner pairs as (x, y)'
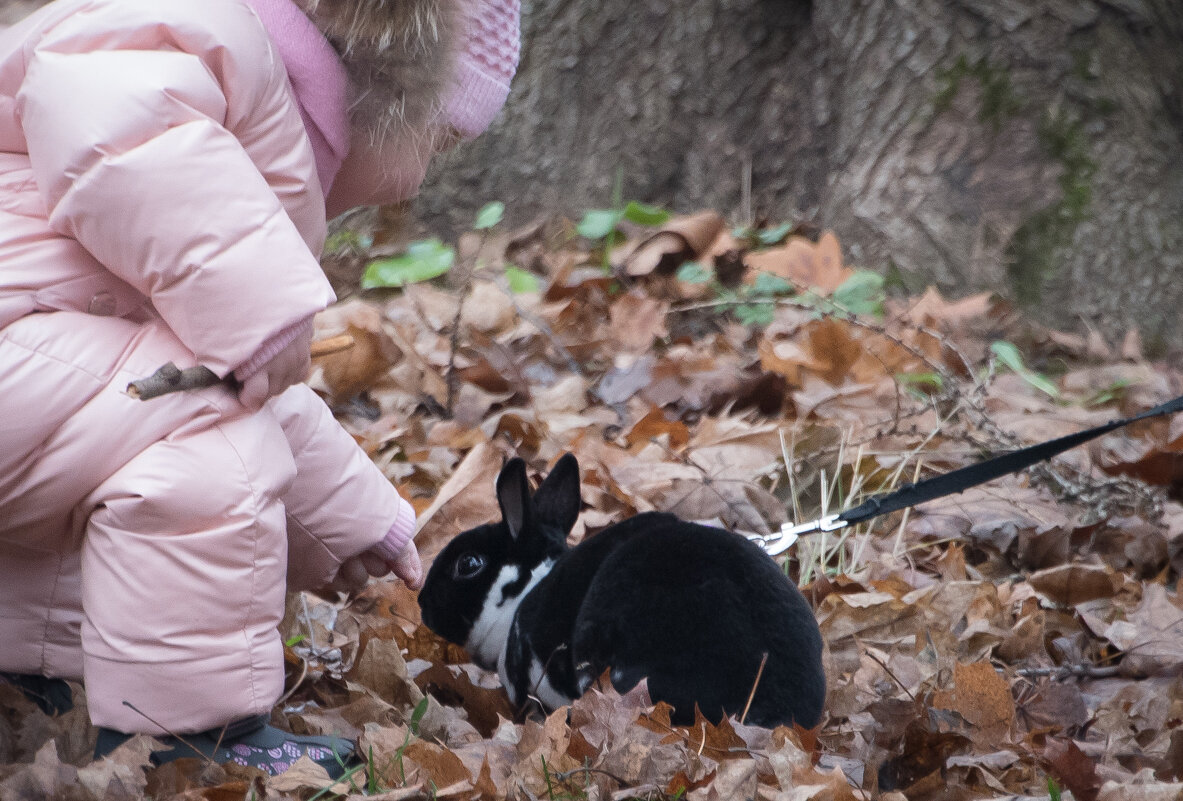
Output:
(0, 0), (428, 733)
(0, 0), (339, 369)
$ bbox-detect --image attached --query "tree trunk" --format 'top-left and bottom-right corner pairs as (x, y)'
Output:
(417, 0), (1183, 348)
(7, 0), (1181, 345)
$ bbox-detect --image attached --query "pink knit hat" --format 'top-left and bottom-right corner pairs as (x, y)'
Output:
(445, 0), (521, 139)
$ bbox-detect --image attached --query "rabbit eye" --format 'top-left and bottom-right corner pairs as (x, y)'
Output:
(452, 552), (487, 580)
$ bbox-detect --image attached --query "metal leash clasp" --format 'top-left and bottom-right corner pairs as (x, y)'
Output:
(748, 513), (848, 556)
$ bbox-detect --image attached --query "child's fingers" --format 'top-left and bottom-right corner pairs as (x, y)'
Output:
(358, 550), (389, 578)
(389, 545), (423, 590)
(330, 555), (369, 594)
(238, 372), (270, 410)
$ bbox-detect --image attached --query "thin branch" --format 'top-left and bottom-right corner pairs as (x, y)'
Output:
(128, 335), (356, 402)
(310, 333), (355, 357)
(126, 362), (223, 400)
(739, 652), (768, 725)
(121, 700), (218, 766)
(1015, 664), (1121, 680)
(863, 648), (916, 702)
(496, 280), (582, 374)
(445, 290), (467, 418)
(552, 766), (627, 786)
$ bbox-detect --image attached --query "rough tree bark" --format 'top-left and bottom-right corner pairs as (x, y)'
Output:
(5, 0), (1181, 345)
(417, 0), (1183, 348)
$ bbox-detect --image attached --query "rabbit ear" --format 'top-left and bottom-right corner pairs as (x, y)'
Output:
(496, 457), (534, 541)
(532, 453), (581, 535)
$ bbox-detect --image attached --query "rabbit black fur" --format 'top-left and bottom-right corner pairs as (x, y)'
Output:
(417, 454), (826, 729)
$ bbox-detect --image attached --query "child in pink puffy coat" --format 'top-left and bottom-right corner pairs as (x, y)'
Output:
(0, 0), (518, 776)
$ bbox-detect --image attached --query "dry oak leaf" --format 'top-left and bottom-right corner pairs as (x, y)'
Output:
(1100, 582), (1183, 676)
(1099, 778), (1183, 801)
(460, 280), (516, 334)
(413, 442), (504, 564)
(930, 660), (1015, 745)
(898, 286), (993, 330)
(624, 407), (692, 449)
(624, 210), (725, 277)
(744, 231), (851, 293)
(347, 634), (422, 710)
(1028, 562), (1120, 606)
(608, 291), (670, 351)
(0, 741), (81, 801)
(312, 301), (403, 398)
(402, 740), (473, 790)
(1043, 739), (1102, 801)
(266, 755), (336, 795)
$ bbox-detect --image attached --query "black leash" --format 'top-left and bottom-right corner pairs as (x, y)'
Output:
(754, 391), (1183, 555)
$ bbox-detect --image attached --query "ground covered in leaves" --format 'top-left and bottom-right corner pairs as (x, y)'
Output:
(4, 208), (1183, 800)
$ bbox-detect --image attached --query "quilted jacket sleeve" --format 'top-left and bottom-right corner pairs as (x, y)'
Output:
(270, 385), (417, 590)
(16, 0), (335, 377)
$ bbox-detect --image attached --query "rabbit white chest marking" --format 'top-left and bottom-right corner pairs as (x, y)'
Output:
(466, 559), (555, 671)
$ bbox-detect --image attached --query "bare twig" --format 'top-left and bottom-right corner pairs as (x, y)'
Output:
(496, 280), (582, 374)
(126, 362), (223, 400)
(310, 333), (355, 357)
(739, 652), (768, 725)
(445, 290), (467, 418)
(127, 335), (356, 402)
(276, 656), (309, 707)
(552, 765), (628, 786)
(121, 700), (218, 766)
(863, 648), (916, 701)
(1015, 664), (1121, 680)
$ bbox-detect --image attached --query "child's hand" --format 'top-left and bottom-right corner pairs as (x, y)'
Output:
(235, 320), (314, 409)
(326, 541), (424, 595)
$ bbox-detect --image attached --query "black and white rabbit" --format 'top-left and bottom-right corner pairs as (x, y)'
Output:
(417, 454), (826, 729)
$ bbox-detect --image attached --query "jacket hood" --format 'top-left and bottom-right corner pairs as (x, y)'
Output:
(294, 0), (459, 141)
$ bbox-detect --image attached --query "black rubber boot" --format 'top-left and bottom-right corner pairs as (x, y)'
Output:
(94, 715), (357, 779)
(0, 672), (74, 716)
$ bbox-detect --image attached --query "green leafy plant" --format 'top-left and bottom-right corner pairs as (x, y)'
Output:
(362, 239), (455, 289)
(676, 261), (712, 284)
(896, 371), (946, 400)
(680, 259), (884, 328)
(283, 634), (305, 648)
(830, 270), (886, 316)
(731, 220), (793, 248)
(505, 265), (541, 294)
(576, 201), (670, 240)
(1085, 377), (1133, 407)
(474, 200), (505, 230)
(1048, 776), (1062, 801)
(471, 200), (541, 294)
(324, 228), (373, 256)
(392, 696), (431, 784)
(989, 340), (1060, 398)
(576, 168), (671, 272)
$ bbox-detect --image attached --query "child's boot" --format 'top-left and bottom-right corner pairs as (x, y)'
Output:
(93, 715), (356, 778)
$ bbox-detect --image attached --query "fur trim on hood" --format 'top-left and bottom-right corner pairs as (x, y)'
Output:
(294, 0), (459, 142)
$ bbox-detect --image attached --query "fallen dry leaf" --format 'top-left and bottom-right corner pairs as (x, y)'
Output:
(745, 232), (852, 293)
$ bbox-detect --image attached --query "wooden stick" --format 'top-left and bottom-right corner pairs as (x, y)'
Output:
(127, 335), (355, 401)
(739, 652), (769, 725)
(126, 362), (223, 400)
(310, 333), (355, 357)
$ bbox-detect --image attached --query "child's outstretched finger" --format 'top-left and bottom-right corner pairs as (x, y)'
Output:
(389, 545), (423, 590)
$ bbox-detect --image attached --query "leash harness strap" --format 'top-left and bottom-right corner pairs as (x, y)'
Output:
(754, 391), (1183, 556)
